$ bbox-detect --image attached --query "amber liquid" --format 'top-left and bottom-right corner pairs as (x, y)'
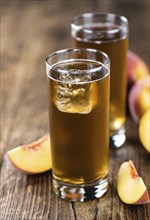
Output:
(47, 60), (109, 184)
(72, 25), (128, 133)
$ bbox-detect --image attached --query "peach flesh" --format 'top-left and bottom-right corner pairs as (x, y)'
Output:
(117, 160), (150, 205)
(7, 135), (51, 174)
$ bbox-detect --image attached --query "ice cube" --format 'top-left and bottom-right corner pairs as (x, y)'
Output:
(55, 70), (93, 114)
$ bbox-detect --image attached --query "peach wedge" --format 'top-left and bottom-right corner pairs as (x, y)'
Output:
(117, 161), (150, 205)
(7, 135), (51, 174)
(139, 109), (150, 153)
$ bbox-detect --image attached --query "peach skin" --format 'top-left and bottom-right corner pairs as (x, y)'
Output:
(127, 51), (149, 89)
(128, 76), (150, 123)
(139, 109), (150, 153)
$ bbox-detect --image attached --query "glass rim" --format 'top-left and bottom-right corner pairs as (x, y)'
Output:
(46, 48), (110, 75)
(71, 12), (129, 32)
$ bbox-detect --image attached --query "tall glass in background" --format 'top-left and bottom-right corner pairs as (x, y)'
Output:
(71, 13), (129, 148)
(46, 48), (110, 202)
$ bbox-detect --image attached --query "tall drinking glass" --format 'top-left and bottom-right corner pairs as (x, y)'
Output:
(46, 48), (110, 202)
(71, 13), (129, 148)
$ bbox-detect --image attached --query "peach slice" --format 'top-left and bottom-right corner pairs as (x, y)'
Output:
(7, 135), (51, 174)
(139, 109), (150, 153)
(127, 51), (149, 89)
(128, 76), (150, 123)
(117, 160), (150, 205)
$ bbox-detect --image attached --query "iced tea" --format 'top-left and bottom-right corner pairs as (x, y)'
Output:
(46, 48), (110, 201)
(71, 13), (128, 147)
(47, 60), (109, 184)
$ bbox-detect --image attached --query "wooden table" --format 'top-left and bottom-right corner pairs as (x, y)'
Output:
(1, 1), (150, 219)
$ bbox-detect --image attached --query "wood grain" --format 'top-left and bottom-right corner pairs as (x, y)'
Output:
(1, 1), (150, 220)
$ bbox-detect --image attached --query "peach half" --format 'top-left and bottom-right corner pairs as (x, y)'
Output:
(6, 135), (51, 174)
(139, 109), (150, 153)
(127, 51), (149, 89)
(128, 76), (150, 123)
(117, 160), (150, 205)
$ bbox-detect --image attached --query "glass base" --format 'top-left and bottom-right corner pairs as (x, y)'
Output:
(110, 127), (126, 148)
(52, 175), (108, 202)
